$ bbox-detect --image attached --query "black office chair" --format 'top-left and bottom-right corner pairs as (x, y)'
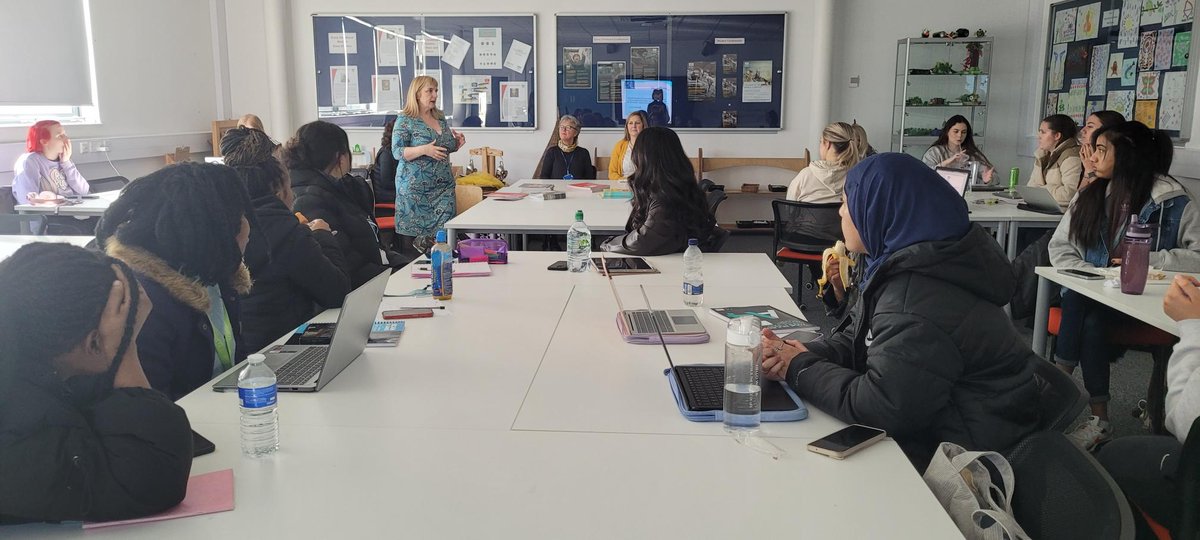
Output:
(1006, 431), (1136, 540)
(1031, 356), (1087, 433)
(771, 200), (842, 307)
(698, 178), (718, 192)
(706, 189), (728, 217)
(88, 175), (130, 193)
(705, 226), (731, 253)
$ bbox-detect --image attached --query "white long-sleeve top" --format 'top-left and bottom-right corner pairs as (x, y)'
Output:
(1166, 319), (1200, 443)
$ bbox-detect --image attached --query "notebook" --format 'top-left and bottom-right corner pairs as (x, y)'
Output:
(411, 261), (492, 278)
(84, 469), (235, 529)
(709, 305), (820, 332)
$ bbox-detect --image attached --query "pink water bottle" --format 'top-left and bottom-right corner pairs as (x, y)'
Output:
(1119, 217), (1154, 295)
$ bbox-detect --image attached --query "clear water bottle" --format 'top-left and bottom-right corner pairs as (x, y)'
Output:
(238, 354), (279, 457)
(724, 316), (763, 433)
(566, 210), (591, 272)
(682, 238), (704, 306)
(431, 229), (453, 300)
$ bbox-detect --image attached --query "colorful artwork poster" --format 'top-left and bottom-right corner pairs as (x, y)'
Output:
(1119, 0), (1143, 49)
(1090, 44), (1109, 96)
(1109, 52), (1125, 78)
(722, 54), (737, 75)
(1139, 31), (1158, 71)
(1182, 0), (1197, 23)
(1055, 7), (1078, 44)
(1155, 28), (1175, 71)
(1122, 58), (1138, 85)
(1077, 3), (1102, 41)
(1086, 99), (1106, 119)
(1058, 95), (1069, 114)
(562, 47), (592, 89)
(1135, 99), (1159, 127)
(686, 61), (716, 102)
(1160, 70), (1187, 130)
(1173, 31), (1191, 67)
(1049, 43), (1068, 90)
(1164, 0), (1182, 25)
(1046, 93), (1060, 116)
(722, 78), (737, 98)
(1107, 89), (1136, 118)
(1067, 78), (1088, 124)
(1138, 70), (1161, 99)
(596, 61), (626, 103)
(1143, 0), (1164, 25)
(630, 47), (660, 79)
(1066, 43), (1092, 80)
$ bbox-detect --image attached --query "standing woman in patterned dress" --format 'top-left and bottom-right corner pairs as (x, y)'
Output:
(392, 76), (466, 255)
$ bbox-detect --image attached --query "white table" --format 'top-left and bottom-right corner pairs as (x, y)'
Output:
(19, 252), (959, 538)
(965, 192), (1063, 258)
(14, 190), (119, 217)
(0, 235), (92, 260)
(1031, 266), (1177, 356)
(445, 179), (631, 240)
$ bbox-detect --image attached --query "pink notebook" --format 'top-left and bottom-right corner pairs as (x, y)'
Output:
(84, 469), (235, 529)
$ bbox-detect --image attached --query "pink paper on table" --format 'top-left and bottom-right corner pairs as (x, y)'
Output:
(83, 469), (235, 529)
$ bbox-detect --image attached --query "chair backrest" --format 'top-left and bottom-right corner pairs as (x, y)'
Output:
(706, 189), (728, 217)
(705, 226), (731, 253)
(1178, 416), (1200, 540)
(89, 176), (130, 193)
(698, 178), (717, 192)
(455, 185), (483, 216)
(1031, 357), (1087, 433)
(1006, 431), (1136, 540)
(0, 186), (15, 215)
(771, 199), (842, 254)
(594, 147), (703, 180)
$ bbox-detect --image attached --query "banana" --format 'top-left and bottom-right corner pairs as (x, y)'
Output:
(816, 240), (855, 298)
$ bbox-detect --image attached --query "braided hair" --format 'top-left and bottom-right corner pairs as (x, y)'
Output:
(0, 243), (121, 374)
(281, 121), (350, 173)
(95, 162), (254, 286)
(222, 127), (288, 199)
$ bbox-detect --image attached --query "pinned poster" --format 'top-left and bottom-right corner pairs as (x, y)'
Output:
(687, 61), (716, 102)
(417, 34), (444, 58)
(442, 35), (471, 70)
(375, 25), (406, 67)
(1106, 89), (1135, 119)
(722, 54), (737, 75)
(563, 47), (593, 89)
(499, 81), (529, 123)
(722, 78), (737, 98)
(1155, 28), (1175, 71)
(1076, 3), (1101, 41)
(451, 74), (491, 104)
(1160, 71), (1187, 130)
(596, 61), (626, 103)
(722, 110), (738, 128)
(1139, 31), (1158, 71)
(1119, 0), (1142, 49)
(1174, 31), (1191, 67)
(1122, 58), (1138, 85)
(373, 74), (403, 111)
(473, 27), (502, 70)
(1066, 78), (1087, 123)
(1046, 93), (1060, 115)
(1142, 0), (1164, 25)
(630, 47), (660, 79)
(1183, 0), (1197, 23)
(1086, 100), (1106, 119)
(1055, 8), (1078, 44)
(329, 32), (358, 54)
(330, 65), (359, 107)
(1089, 44), (1109, 96)
(1135, 99), (1159, 128)
(1049, 43), (1067, 90)
(1104, 8), (1121, 26)
(1108, 52), (1125, 78)
(1165, 0), (1182, 25)
(503, 39), (532, 73)
(742, 60), (773, 103)
(1137, 70), (1161, 99)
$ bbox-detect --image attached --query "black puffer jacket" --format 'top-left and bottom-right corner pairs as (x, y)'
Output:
(786, 225), (1040, 468)
(290, 168), (388, 288)
(242, 194), (351, 355)
(0, 367), (192, 523)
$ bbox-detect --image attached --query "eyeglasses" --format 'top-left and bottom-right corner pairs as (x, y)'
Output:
(559, 125), (579, 132)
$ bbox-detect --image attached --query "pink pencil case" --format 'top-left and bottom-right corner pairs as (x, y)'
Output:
(456, 238), (508, 264)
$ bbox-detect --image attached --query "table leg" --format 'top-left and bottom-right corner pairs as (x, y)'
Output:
(994, 223), (1008, 258)
(1032, 275), (1052, 357)
(1007, 222), (1020, 259)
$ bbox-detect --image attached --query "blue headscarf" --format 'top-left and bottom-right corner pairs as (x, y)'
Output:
(845, 153), (971, 284)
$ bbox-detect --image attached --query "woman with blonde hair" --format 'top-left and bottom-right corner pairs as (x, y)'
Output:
(533, 115), (595, 180)
(786, 122), (869, 203)
(608, 111), (648, 180)
(392, 75), (466, 253)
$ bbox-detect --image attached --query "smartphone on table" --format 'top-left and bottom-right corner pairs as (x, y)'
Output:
(1057, 268), (1105, 280)
(807, 424), (887, 460)
(381, 308), (434, 320)
(547, 260), (568, 271)
(192, 429), (216, 457)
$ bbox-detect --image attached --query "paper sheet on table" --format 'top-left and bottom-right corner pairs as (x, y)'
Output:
(412, 261), (492, 278)
(376, 25), (406, 67)
(504, 39), (532, 73)
(442, 35), (470, 70)
(331, 65), (359, 107)
(84, 469), (234, 529)
(473, 27), (502, 69)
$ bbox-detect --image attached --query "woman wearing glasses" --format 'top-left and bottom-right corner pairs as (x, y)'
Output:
(533, 115), (595, 180)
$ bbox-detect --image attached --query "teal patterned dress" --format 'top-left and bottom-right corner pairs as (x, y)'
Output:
(392, 113), (461, 237)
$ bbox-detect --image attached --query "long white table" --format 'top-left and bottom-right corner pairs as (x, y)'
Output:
(0, 235), (92, 259)
(965, 192), (1064, 258)
(1031, 266), (1177, 355)
(445, 179), (631, 239)
(14, 190), (119, 217)
(17, 251), (959, 538)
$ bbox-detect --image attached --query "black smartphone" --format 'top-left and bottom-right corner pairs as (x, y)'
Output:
(192, 429), (216, 457)
(547, 260), (568, 271)
(807, 424), (887, 460)
(1057, 268), (1105, 280)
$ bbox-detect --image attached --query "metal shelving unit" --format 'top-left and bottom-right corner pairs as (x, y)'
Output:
(892, 37), (993, 160)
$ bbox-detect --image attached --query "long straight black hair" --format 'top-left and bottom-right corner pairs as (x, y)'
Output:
(627, 127), (714, 240)
(1068, 121), (1174, 249)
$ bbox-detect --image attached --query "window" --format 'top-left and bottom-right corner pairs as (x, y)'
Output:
(0, 0), (100, 127)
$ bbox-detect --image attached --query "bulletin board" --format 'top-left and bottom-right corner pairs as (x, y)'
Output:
(311, 14), (537, 129)
(1042, 0), (1198, 139)
(555, 13), (787, 130)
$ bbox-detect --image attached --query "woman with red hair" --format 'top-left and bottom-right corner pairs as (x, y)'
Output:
(11, 120), (90, 205)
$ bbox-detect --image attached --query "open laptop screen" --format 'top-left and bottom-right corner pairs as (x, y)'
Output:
(935, 167), (970, 196)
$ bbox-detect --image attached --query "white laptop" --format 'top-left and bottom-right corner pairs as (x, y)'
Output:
(599, 254), (706, 336)
(935, 166), (970, 196)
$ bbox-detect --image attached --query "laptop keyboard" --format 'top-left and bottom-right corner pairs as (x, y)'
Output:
(676, 366), (724, 410)
(628, 310), (677, 334)
(275, 347), (328, 386)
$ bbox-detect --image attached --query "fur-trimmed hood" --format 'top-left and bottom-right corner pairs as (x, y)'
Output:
(104, 237), (252, 313)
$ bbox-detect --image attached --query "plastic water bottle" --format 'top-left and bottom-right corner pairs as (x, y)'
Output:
(1120, 218), (1154, 295)
(724, 316), (763, 433)
(238, 354), (279, 457)
(431, 229), (453, 300)
(566, 210), (591, 272)
(683, 238), (704, 306)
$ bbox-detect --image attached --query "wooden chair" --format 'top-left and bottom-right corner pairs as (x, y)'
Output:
(594, 147), (703, 180)
(211, 119), (239, 157)
(455, 185), (483, 216)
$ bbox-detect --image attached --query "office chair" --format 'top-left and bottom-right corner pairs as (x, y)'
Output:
(1031, 356), (1087, 433)
(771, 200), (842, 307)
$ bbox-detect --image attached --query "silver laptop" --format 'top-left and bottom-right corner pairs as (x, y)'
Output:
(212, 269), (390, 393)
(1015, 185), (1064, 215)
(935, 167), (970, 196)
(599, 254), (707, 336)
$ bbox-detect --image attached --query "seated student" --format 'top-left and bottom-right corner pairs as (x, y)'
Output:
(96, 162), (255, 401)
(786, 121), (868, 203)
(370, 116), (399, 211)
(1050, 121), (1200, 450)
(600, 127), (719, 256)
(237, 113), (265, 131)
(0, 243), (192, 523)
(533, 115), (596, 180)
(1028, 114), (1082, 210)
(1097, 274), (1200, 536)
(221, 127), (351, 356)
(1078, 110), (1125, 192)
(922, 115), (995, 183)
(608, 111), (647, 180)
(761, 153), (1040, 468)
(284, 121), (394, 288)
(11, 120), (90, 205)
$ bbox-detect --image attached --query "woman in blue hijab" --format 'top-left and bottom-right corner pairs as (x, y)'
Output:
(762, 153), (1040, 468)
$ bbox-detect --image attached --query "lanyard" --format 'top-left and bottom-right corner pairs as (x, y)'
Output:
(562, 149), (575, 180)
(212, 297), (234, 371)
